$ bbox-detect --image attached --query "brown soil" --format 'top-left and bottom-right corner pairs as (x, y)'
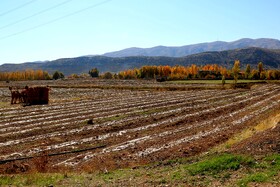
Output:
(230, 123), (280, 155)
(0, 79), (279, 173)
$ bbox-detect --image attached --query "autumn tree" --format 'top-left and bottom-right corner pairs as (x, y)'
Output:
(0, 69), (50, 81)
(170, 65), (187, 80)
(162, 66), (172, 77)
(115, 63), (280, 81)
(232, 60), (240, 84)
(266, 70), (273, 80)
(245, 64), (251, 79)
(123, 69), (137, 79)
(220, 67), (228, 78)
(260, 71), (266, 80)
(42, 71), (51, 80)
(250, 69), (259, 80)
(273, 70), (280, 79)
(258, 62), (263, 79)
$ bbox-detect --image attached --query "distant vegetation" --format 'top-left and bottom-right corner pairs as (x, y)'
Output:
(116, 61), (280, 81)
(88, 68), (99, 78)
(0, 69), (51, 81)
(52, 71), (65, 80)
(1, 61), (279, 82)
(0, 70), (67, 81)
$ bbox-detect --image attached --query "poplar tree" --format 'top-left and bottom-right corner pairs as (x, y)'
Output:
(258, 62), (263, 78)
(245, 64), (251, 79)
(232, 60), (240, 84)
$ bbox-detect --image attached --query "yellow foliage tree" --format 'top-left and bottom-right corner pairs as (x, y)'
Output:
(232, 60), (240, 84)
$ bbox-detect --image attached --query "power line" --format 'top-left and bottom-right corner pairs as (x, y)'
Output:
(0, 0), (113, 41)
(0, 0), (73, 31)
(0, 0), (38, 17)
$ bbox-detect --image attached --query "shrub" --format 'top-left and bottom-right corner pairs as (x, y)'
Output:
(102, 72), (113, 79)
(89, 68), (99, 77)
(52, 71), (64, 80)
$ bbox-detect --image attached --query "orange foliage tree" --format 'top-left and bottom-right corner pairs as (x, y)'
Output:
(113, 62), (280, 81)
(0, 69), (51, 81)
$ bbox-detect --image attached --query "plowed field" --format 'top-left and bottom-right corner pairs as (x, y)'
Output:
(0, 80), (279, 172)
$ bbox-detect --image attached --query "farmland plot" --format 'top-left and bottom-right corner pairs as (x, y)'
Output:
(0, 81), (280, 172)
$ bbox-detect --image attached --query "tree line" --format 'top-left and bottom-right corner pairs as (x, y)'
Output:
(0, 69), (51, 81)
(114, 61), (280, 80)
(1, 61), (280, 81)
(0, 70), (67, 81)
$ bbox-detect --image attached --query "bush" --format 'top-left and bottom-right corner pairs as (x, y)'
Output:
(102, 72), (113, 79)
(89, 68), (99, 77)
(52, 71), (64, 80)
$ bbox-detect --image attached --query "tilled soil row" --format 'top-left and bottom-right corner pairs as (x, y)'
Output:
(0, 88), (245, 141)
(0, 84), (279, 172)
(56, 88), (280, 167)
(0, 89), (223, 129)
(2, 86), (270, 153)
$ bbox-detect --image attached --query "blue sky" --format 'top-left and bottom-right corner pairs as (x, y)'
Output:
(0, 0), (279, 64)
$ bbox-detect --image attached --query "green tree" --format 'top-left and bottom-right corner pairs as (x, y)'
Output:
(232, 60), (240, 84)
(53, 71), (64, 80)
(89, 68), (99, 77)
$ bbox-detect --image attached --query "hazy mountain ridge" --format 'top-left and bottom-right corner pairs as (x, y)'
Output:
(103, 38), (280, 57)
(1, 47), (280, 76)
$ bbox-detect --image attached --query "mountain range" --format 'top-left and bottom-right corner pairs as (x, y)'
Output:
(1, 38), (280, 75)
(103, 38), (280, 57)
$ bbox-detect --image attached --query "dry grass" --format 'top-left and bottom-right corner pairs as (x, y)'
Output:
(213, 110), (280, 152)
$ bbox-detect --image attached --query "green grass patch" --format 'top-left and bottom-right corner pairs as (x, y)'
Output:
(185, 153), (254, 175)
(98, 170), (126, 183)
(264, 154), (280, 169)
(0, 173), (64, 186)
(237, 154), (280, 187)
(1, 154), (279, 186)
(238, 172), (272, 187)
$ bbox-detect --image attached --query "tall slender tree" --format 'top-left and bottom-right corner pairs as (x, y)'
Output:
(232, 60), (240, 84)
(245, 64), (251, 79)
(258, 62), (263, 78)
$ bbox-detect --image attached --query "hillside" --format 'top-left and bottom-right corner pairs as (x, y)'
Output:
(183, 47), (280, 68)
(0, 47), (280, 75)
(103, 38), (280, 57)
